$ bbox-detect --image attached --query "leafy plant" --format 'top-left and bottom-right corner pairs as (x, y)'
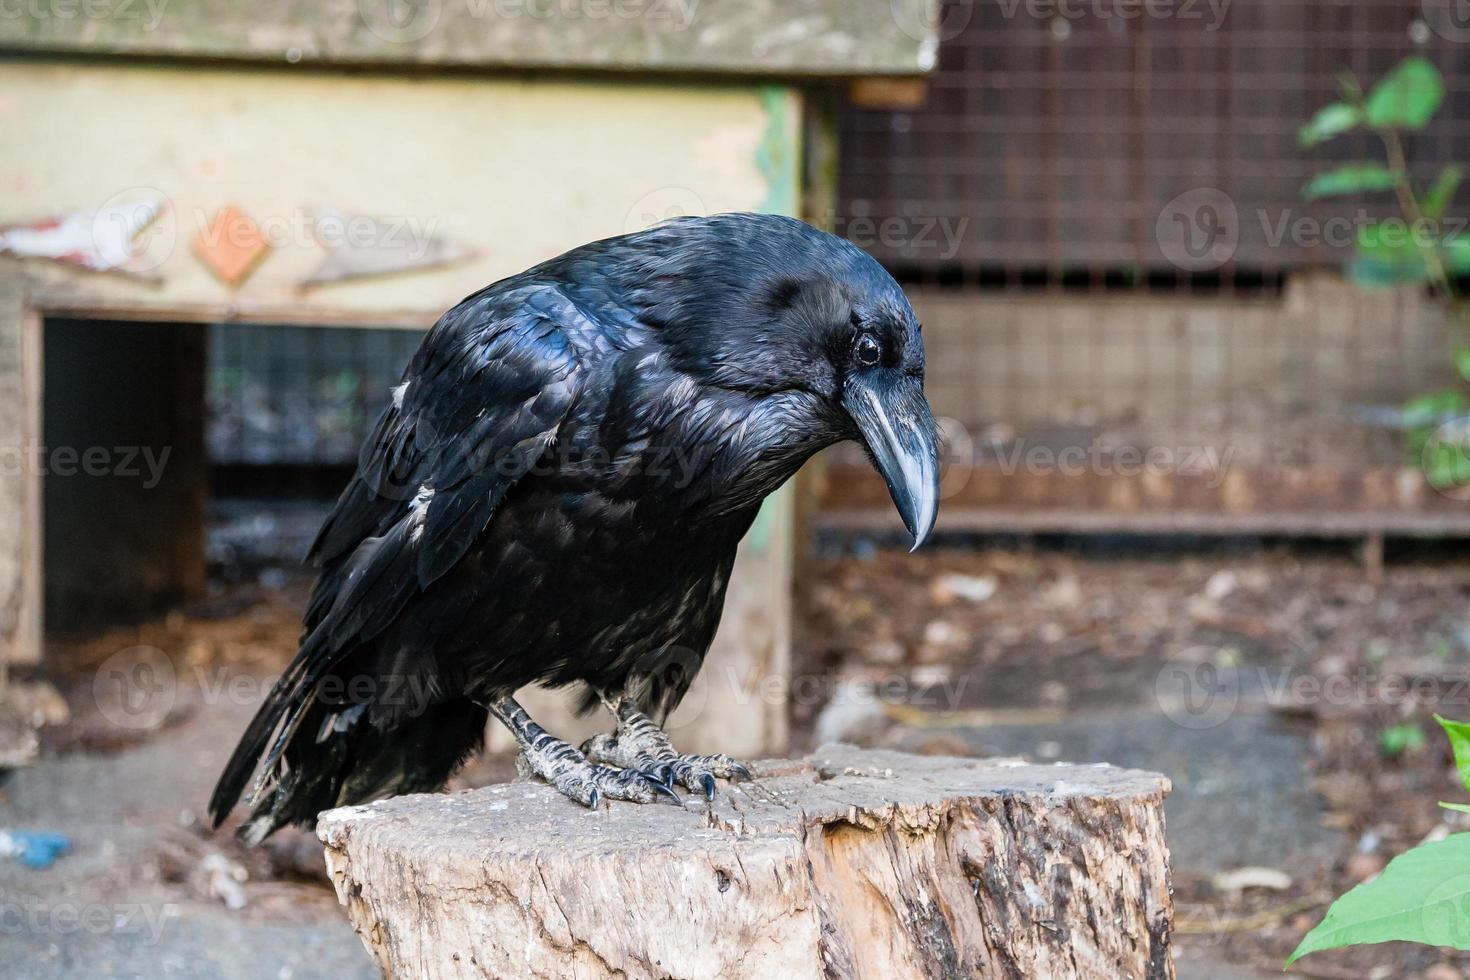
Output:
(1379, 722), (1426, 758)
(1301, 56), (1470, 490)
(1287, 715), (1470, 966)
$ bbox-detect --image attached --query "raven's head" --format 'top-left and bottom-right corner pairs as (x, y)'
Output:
(623, 213), (940, 549)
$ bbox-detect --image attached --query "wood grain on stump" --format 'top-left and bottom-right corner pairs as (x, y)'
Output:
(318, 745), (1174, 979)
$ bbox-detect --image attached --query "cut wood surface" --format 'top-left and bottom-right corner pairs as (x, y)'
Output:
(319, 745), (1174, 979)
(0, 690), (38, 769)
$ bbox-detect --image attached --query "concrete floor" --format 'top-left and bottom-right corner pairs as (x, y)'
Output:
(0, 673), (375, 980)
(2, 643), (1332, 979)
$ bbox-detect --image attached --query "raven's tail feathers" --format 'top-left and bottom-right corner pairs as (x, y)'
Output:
(210, 675), (488, 845)
(207, 666), (306, 835)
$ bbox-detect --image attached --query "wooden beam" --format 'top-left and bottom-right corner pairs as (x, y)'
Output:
(0, 267), (40, 669)
(848, 78), (930, 110)
(0, 0), (940, 79)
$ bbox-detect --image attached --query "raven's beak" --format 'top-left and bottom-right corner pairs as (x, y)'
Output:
(843, 374), (940, 551)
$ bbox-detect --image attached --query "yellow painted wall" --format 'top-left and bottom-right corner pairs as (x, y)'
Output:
(0, 63), (789, 324)
(0, 61), (802, 755)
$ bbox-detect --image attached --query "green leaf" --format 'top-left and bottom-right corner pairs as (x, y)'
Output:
(1426, 432), (1470, 490)
(1438, 717), (1470, 793)
(1381, 723), (1426, 757)
(1357, 220), (1423, 261)
(1441, 802), (1470, 815)
(1349, 254), (1431, 288)
(1444, 236), (1470, 275)
(1300, 102), (1361, 147)
(1424, 165), (1463, 219)
(1365, 56), (1446, 130)
(1406, 391), (1470, 475)
(1286, 833), (1470, 965)
(1404, 390), (1468, 428)
(1303, 163), (1403, 200)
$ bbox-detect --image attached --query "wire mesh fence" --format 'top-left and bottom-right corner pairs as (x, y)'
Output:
(831, 0), (1470, 526)
(206, 324), (425, 469)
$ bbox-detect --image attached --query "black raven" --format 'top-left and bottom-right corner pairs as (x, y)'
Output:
(209, 213), (938, 842)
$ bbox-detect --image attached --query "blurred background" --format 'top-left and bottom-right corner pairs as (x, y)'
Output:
(3, 1), (1470, 977)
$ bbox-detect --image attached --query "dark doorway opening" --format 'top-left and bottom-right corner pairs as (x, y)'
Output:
(42, 318), (425, 633)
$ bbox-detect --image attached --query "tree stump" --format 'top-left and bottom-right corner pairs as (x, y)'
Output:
(318, 745), (1174, 979)
(0, 679), (52, 769)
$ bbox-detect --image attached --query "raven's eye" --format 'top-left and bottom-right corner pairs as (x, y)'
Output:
(853, 333), (882, 367)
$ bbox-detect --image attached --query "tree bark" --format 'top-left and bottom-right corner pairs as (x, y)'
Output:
(318, 745), (1174, 979)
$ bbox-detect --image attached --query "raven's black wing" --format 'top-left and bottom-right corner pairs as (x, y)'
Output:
(209, 284), (589, 826)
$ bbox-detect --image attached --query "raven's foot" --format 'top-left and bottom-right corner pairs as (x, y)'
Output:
(581, 700), (752, 801)
(489, 696), (676, 808)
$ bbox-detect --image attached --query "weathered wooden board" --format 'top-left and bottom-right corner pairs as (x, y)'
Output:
(0, 267), (39, 764)
(821, 463), (1470, 537)
(0, 0), (938, 78)
(0, 64), (800, 326)
(319, 744), (1174, 979)
(0, 269), (39, 669)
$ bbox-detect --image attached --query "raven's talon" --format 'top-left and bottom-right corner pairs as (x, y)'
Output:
(585, 703), (750, 802)
(547, 772), (601, 809)
(646, 776), (681, 803)
(640, 767), (677, 796)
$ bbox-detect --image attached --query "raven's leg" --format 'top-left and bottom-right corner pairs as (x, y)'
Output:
(581, 699), (752, 801)
(486, 696), (677, 808)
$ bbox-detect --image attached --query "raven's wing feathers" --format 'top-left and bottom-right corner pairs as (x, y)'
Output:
(209, 286), (586, 827)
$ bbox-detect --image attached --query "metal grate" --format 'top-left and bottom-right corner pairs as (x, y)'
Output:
(207, 323), (425, 468)
(840, 0), (1470, 272)
(833, 0), (1470, 506)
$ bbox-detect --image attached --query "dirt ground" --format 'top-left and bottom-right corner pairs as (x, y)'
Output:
(7, 540), (1470, 977)
(799, 540), (1470, 979)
